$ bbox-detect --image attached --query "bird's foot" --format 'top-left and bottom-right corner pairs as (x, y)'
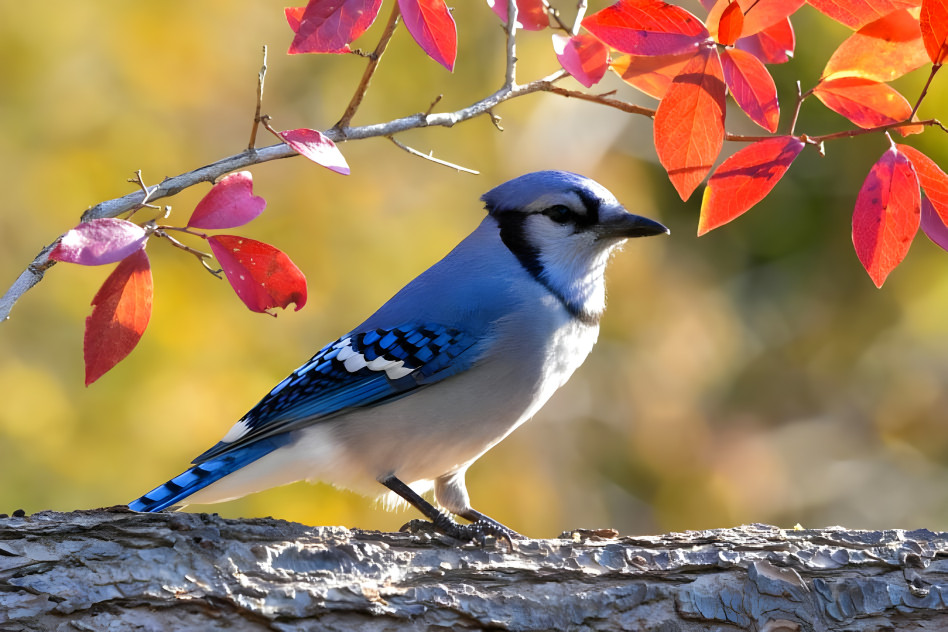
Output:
(400, 514), (520, 550)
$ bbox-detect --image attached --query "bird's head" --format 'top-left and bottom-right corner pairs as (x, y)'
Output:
(481, 170), (668, 323)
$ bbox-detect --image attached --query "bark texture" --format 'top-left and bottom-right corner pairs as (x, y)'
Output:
(1, 508), (947, 631)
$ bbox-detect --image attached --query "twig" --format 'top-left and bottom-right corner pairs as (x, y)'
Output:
(248, 46), (268, 150)
(571, 0), (588, 36)
(126, 170), (162, 218)
(541, 0), (570, 32)
(387, 137), (479, 174)
(910, 64), (941, 120)
(335, 3), (401, 131)
(788, 81), (804, 136)
(546, 84), (656, 117)
(504, 0), (519, 89)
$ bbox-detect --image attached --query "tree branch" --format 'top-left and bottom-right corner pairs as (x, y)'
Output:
(0, 69), (575, 323)
(3, 509), (948, 630)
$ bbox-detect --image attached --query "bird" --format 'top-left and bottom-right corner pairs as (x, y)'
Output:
(128, 170), (668, 542)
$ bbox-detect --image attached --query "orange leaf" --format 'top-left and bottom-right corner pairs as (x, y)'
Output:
(582, 0), (709, 56)
(897, 144), (948, 224)
(737, 18), (795, 64)
(852, 145), (920, 287)
(717, 1), (745, 45)
(822, 9), (930, 82)
(708, 0), (805, 38)
(721, 48), (780, 131)
(812, 76), (913, 128)
(84, 249), (153, 385)
(806, 0), (921, 30)
(921, 0), (948, 63)
(610, 52), (693, 99)
(654, 47), (726, 200)
(699, 136), (805, 235)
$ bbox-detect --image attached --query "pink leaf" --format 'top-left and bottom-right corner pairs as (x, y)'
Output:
(208, 235), (308, 314)
(897, 144), (948, 225)
(50, 218), (148, 266)
(921, 195), (948, 251)
(187, 172), (266, 230)
(487, 0), (549, 31)
(84, 249), (153, 386)
(286, 0), (384, 54)
(279, 128), (351, 175)
(397, 0), (458, 71)
(852, 145), (921, 287)
(553, 33), (610, 88)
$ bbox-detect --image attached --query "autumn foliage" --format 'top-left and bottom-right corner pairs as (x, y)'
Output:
(48, 0), (948, 383)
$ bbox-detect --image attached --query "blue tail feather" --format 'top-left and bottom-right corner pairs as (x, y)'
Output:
(128, 435), (291, 512)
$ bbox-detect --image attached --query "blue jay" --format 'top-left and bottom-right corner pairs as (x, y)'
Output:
(129, 170), (668, 542)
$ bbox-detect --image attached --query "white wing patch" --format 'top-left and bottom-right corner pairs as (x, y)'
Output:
(220, 419), (252, 444)
(335, 338), (414, 379)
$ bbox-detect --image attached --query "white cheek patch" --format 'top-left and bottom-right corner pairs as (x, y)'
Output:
(336, 340), (415, 380)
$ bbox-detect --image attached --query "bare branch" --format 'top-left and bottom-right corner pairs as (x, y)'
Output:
(248, 45), (268, 150)
(335, 3), (401, 130)
(388, 136), (480, 174)
(504, 0), (519, 89)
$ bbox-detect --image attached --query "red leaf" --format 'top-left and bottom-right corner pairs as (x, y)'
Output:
(897, 144), (948, 225)
(720, 48), (780, 131)
(806, 0), (920, 29)
(698, 136), (805, 235)
(921, 0), (948, 64)
(812, 76), (913, 128)
(83, 249), (153, 386)
(582, 0), (709, 56)
(553, 34), (610, 87)
(717, 1), (745, 45)
(852, 145), (920, 287)
(286, 0), (383, 54)
(654, 47), (726, 201)
(50, 218), (148, 266)
(279, 128), (351, 175)
(822, 9), (930, 82)
(610, 52), (693, 99)
(736, 18), (795, 64)
(187, 172), (266, 230)
(708, 0), (804, 38)
(921, 195), (948, 250)
(208, 235), (307, 314)
(487, 0), (549, 31)
(397, 0), (457, 71)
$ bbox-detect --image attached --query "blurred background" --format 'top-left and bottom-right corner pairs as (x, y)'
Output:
(2, 0), (948, 538)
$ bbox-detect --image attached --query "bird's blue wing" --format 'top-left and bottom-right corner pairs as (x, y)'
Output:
(194, 322), (480, 463)
(129, 323), (480, 512)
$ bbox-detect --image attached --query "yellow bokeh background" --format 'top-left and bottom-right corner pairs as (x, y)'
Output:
(2, 2), (948, 538)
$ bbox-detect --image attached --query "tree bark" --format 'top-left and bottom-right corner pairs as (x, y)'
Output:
(1, 508), (946, 631)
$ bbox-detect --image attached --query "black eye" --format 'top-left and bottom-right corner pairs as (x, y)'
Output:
(543, 204), (574, 224)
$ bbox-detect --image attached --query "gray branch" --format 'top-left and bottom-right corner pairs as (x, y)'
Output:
(0, 71), (610, 324)
(2, 509), (947, 631)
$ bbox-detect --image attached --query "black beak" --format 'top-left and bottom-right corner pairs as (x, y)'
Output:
(597, 213), (669, 240)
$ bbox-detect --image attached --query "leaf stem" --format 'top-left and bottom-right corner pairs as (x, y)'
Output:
(153, 230), (221, 278)
(335, 3), (401, 131)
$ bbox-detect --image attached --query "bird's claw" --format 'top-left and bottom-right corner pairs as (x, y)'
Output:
(399, 516), (518, 551)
